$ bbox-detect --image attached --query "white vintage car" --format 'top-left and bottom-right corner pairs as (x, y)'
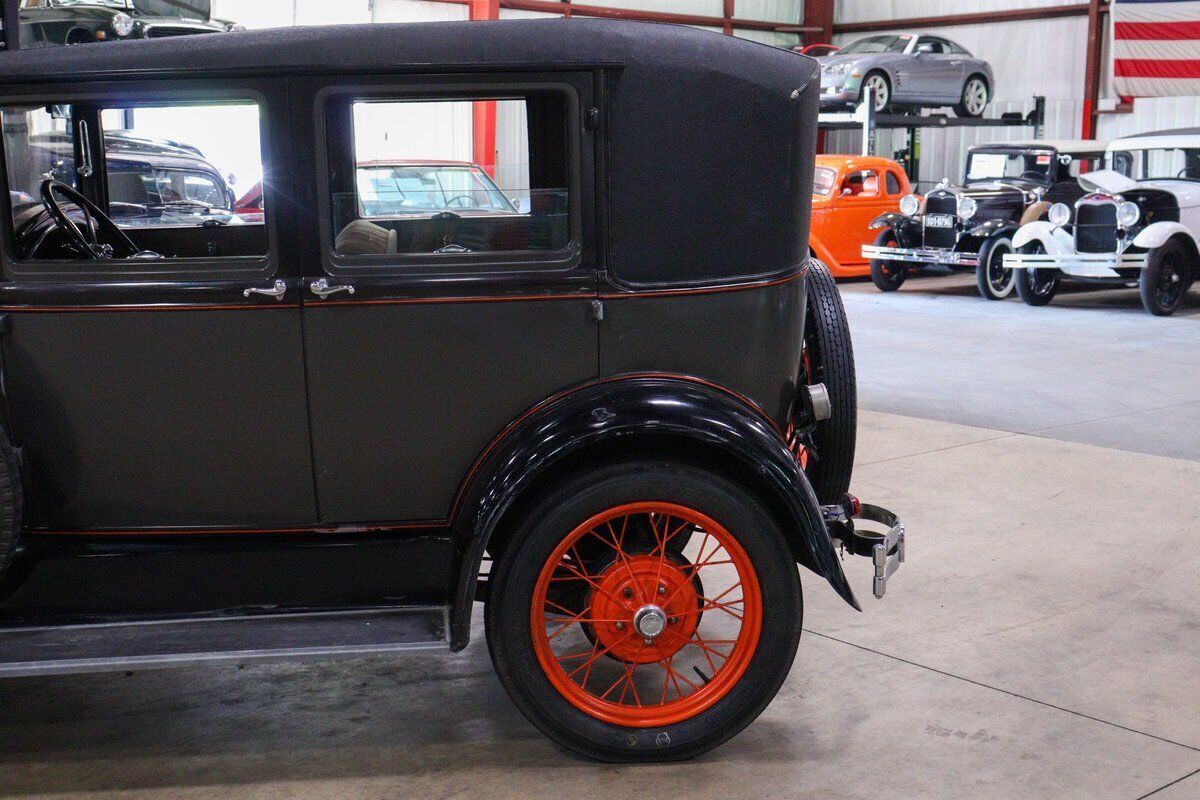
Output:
(1004, 129), (1200, 315)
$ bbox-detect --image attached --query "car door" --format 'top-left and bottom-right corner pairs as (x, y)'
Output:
(830, 168), (891, 266)
(0, 79), (317, 531)
(905, 37), (964, 102)
(293, 73), (598, 524)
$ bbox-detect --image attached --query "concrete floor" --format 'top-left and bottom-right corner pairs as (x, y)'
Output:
(2, 272), (1199, 799)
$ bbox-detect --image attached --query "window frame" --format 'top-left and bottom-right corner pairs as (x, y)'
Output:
(314, 80), (583, 278)
(0, 83), (276, 283)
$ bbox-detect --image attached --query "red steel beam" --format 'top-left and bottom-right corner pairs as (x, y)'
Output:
(470, 0), (499, 178)
(835, 4), (1091, 34)
(1082, 0), (1110, 138)
(802, 0), (834, 46)
(723, 0), (734, 35)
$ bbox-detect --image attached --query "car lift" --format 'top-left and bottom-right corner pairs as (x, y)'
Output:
(818, 87), (1047, 186)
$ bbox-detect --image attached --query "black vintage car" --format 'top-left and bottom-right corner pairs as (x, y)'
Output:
(863, 139), (1108, 299)
(0, 21), (902, 761)
(22, 129), (240, 228)
(17, 0), (238, 48)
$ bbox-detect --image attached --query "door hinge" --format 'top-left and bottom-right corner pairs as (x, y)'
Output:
(585, 107), (601, 130)
(589, 299), (605, 322)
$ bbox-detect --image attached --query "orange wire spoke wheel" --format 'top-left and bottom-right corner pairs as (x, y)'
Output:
(530, 501), (763, 728)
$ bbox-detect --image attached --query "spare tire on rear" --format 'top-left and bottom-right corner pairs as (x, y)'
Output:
(798, 258), (857, 504)
(0, 427), (23, 587)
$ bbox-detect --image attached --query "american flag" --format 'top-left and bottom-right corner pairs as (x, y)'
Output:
(1113, 0), (1200, 97)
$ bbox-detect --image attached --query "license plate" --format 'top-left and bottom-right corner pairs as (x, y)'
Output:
(925, 214), (955, 229)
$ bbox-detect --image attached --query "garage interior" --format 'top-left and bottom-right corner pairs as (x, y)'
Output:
(0, 2), (1198, 799)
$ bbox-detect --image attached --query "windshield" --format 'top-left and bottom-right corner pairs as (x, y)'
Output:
(133, 0), (210, 18)
(965, 149), (1055, 184)
(813, 167), (838, 196)
(355, 165), (516, 217)
(839, 35), (912, 55)
(1108, 147), (1200, 182)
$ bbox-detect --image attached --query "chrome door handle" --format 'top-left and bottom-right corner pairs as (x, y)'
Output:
(243, 279), (287, 301)
(309, 277), (356, 299)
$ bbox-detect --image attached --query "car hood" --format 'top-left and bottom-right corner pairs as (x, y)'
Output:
(816, 53), (867, 69)
(1078, 169), (1140, 196)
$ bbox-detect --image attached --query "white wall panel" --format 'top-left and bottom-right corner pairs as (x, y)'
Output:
(734, 28), (797, 47)
(837, 0), (1084, 24)
(372, 0), (467, 23)
(1098, 96), (1200, 142)
(583, 0), (723, 16)
(736, 0), (803, 24)
(212, 0), (370, 28)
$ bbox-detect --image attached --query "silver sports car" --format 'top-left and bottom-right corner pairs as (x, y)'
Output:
(817, 33), (994, 117)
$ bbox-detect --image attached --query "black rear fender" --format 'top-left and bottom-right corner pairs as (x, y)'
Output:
(447, 374), (859, 650)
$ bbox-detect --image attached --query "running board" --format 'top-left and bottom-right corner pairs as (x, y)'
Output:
(0, 606), (448, 678)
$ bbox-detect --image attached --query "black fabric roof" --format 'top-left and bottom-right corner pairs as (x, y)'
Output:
(1, 20), (820, 287)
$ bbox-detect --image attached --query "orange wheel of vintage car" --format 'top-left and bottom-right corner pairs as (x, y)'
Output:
(530, 502), (763, 728)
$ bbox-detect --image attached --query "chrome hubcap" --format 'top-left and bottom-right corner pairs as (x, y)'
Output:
(633, 605), (668, 639)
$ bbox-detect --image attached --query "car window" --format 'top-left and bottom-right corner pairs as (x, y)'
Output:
(839, 35), (912, 55)
(841, 169), (880, 197)
(324, 93), (572, 261)
(947, 40), (970, 55)
(965, 150), (1053, 184)
(1110, 147), (1200, 181)
(886, 171), (903, 195)
(813, 166), (837, 196)
(1, 99), (268, 266)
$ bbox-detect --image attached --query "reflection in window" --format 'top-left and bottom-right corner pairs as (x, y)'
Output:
(1, 100), (267, 262)
(327, 96), (571, 259)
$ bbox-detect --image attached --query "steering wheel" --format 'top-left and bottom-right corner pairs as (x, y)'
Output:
(40, 179), (139, 260)
(1177, 167), (1200, 179)
(444, 194), (476, 209)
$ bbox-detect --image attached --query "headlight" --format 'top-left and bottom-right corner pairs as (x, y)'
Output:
(1048, 203), (1071, 227)
(824, 63), (851, 76)
(899, 194), (921, 217)
(958, 196), (978, 221)
(1117, 201), (1140, 228)
(111, 12), (134, 37)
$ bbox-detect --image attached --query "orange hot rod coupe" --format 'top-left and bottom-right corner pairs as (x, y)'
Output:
(809, 154), (914, 278)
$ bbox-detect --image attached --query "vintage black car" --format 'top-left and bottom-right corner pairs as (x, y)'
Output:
(0, 21), (902, 762)
(17, 0), (238, 48)
(863, 139), (1108, 299)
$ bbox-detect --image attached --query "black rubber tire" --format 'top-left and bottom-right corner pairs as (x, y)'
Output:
(869, 228), (910, 291)
(802, 259), (857, 504)
(975, 235), (1015, 300)
(0, 427), (23, 587)
(953, 75), (990, 118)
(485, 461), (803, 763)
(1139, 238), (1191, 316)
(1014, 244), (1060, 306)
